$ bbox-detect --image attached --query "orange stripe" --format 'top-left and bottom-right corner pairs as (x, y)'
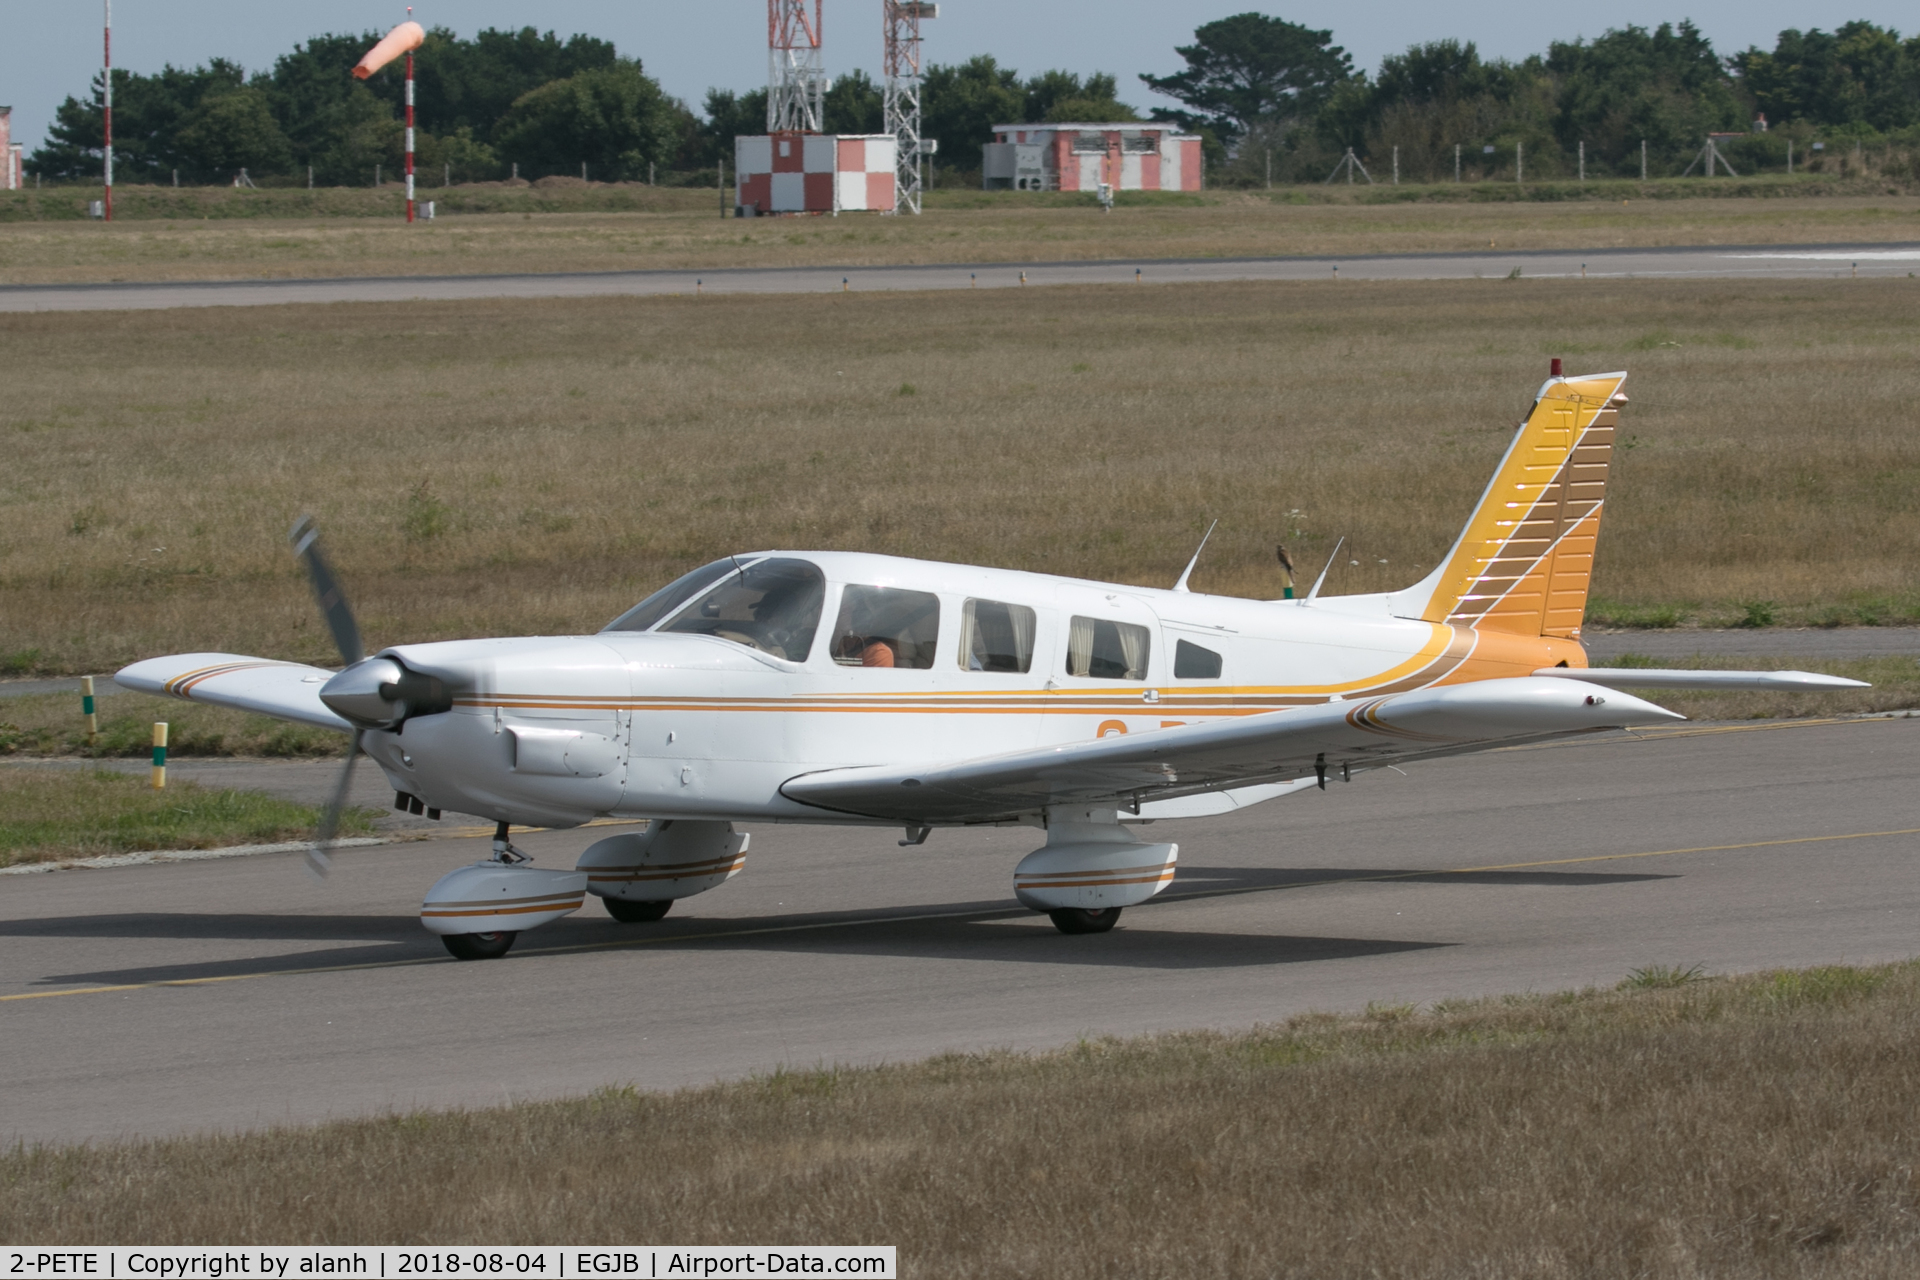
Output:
(422, 899), (585, 919)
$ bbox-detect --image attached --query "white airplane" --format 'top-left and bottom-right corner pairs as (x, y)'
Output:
(120, 366), (1865, 959)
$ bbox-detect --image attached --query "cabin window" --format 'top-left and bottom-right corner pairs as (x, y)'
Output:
(600, 558), (740, 633)
(1066, 616), (1150, 680)
(831, 585), (940, 669)
(1071, 132), (1108, 153)
(660, 557), (825, 663)
(1174, 639), (1223, 679)
(959, 598), (1036, 673)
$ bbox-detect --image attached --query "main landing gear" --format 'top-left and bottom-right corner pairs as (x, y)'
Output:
(443, 930), (516, 960)
(1048, 907), (1122, 935)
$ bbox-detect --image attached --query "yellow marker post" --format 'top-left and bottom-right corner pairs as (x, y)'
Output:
(81, 676), (99, 745)
(151, 722), (168, 789)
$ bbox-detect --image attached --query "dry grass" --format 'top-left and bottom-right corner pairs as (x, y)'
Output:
(0, 765), (371, 865)
(0, 690), (349, 758)
(4, 961), (1919, 1275)
(3, 277), (1918, 677)
(3, 194), (1919, 285)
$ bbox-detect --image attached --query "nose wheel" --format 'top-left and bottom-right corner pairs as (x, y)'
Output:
(1048, 907), (1121, 935)
(443, 930), (516, 960)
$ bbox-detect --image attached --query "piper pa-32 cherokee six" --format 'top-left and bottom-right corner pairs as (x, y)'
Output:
(121, 365), (1864, 959)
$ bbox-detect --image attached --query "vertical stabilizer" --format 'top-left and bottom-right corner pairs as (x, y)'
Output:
(1388, 371), (1626, 638)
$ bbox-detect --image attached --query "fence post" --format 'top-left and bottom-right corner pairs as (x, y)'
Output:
(1579, 141), (1585, 183)
(720, 160), (727, 218)
(1454, 144), (1460, 183)
(1392, 146), (1399, 185)
(1516, 142), (1523, 184)
(1640, 140), (1647, 181)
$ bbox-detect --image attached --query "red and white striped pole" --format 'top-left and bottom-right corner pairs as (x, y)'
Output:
(103, 0), (113, 221)
(351, 16), (425, 223)
(404, 7), (415, 224)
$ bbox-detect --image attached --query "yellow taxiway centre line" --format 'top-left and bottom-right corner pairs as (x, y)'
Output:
(7, 824), (1920, 1004)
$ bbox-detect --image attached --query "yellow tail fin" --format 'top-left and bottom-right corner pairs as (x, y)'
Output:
(1391, 370), (1626, 639)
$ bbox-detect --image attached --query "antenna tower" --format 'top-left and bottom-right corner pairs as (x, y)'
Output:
(768, 0), (825, 132)
(882, 2), (935, 214)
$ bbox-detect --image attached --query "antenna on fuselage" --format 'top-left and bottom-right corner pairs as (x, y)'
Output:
(1302, 536), (1345, 605)
(1171, 520), (1218, 593)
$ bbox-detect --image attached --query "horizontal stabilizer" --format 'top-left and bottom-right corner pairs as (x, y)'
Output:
(781, 676), (1683, 825)
(116, 653), (351, 731)
(1534, 667), (1870, 691)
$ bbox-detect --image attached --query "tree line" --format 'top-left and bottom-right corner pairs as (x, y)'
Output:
(26, 15), (1920, 186)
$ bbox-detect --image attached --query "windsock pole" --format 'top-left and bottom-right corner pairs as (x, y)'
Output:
(103, 0), (113, 221)
(351, 17), (426, 223)
(405, 47), (416, 223)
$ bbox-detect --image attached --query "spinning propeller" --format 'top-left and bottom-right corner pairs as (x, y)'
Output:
(290, 516), (366, 877)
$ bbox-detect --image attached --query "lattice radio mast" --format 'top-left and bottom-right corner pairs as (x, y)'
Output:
(882, 2), (936, 214)
(768, 0), (825, 132)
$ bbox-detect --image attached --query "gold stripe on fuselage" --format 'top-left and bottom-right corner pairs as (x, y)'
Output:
(453, 623), (1528, 720)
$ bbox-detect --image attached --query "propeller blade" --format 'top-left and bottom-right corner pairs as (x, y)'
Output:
(307, 728), (365, 878)
(289, 515), (364, 667)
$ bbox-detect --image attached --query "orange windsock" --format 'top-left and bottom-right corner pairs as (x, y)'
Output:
(352, 21), (425, 79)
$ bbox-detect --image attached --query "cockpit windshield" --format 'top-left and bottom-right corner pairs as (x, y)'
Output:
(659, 557), (826, 663)
(600, 558), (741, 633)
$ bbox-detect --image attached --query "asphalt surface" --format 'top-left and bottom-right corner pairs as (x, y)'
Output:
(2, 242), (1912, 312)
(3, 714), (1916, 1145)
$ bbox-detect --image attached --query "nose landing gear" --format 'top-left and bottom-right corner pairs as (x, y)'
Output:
(421, 822), (589, 961)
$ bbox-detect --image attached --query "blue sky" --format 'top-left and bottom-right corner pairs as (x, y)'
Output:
(4, 3), (1911, 155)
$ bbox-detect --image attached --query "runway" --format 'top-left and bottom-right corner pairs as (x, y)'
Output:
(2, 714), (1916, 1145)
(1, 242), (1912, 312)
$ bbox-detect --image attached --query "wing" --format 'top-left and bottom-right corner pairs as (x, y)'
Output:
(780, 676), (1683, 825)
(1534, 667), (1869, 691)
(116, 653), (351, 731)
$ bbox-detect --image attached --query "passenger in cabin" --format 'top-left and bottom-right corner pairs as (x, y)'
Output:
(833, 585), (939, 669)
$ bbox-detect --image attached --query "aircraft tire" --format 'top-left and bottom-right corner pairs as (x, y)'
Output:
(604, 897), (674, 924)
(1048, 907), (1121, 935)
(443, 930), (517, 960)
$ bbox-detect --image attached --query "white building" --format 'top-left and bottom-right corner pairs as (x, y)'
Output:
(982, 123), (1202, 193)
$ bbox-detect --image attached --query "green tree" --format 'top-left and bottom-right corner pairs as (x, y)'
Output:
(692, 87), (769, 167)
(493, 60), (681, 180)
(175, 87), (293, 178)
(923, 55), (1024, 172)
(1141, 13), (1353, 144)
(1023, 71), (1139, 123)
(1735, 23), (1920, 131)
(823, 69), (884, 134)
(1547, 22), (1746, 174)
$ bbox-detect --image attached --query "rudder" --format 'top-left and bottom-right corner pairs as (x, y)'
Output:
(1389, 370), (1627, 639)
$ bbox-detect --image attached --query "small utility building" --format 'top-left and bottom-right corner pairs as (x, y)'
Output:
(735, 132), (898, 215)
(982, 123), (1202, 193)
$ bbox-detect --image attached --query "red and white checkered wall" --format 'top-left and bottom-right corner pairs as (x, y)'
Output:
(735, 132), (897, 214)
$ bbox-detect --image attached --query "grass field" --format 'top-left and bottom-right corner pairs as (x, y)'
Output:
(5, 960), (1918, 1275)
(0, 690), (349, 758)
(3, 276), (1917, 683)
(2, 191), (1918, 285)
(0, 766), (372, 866)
